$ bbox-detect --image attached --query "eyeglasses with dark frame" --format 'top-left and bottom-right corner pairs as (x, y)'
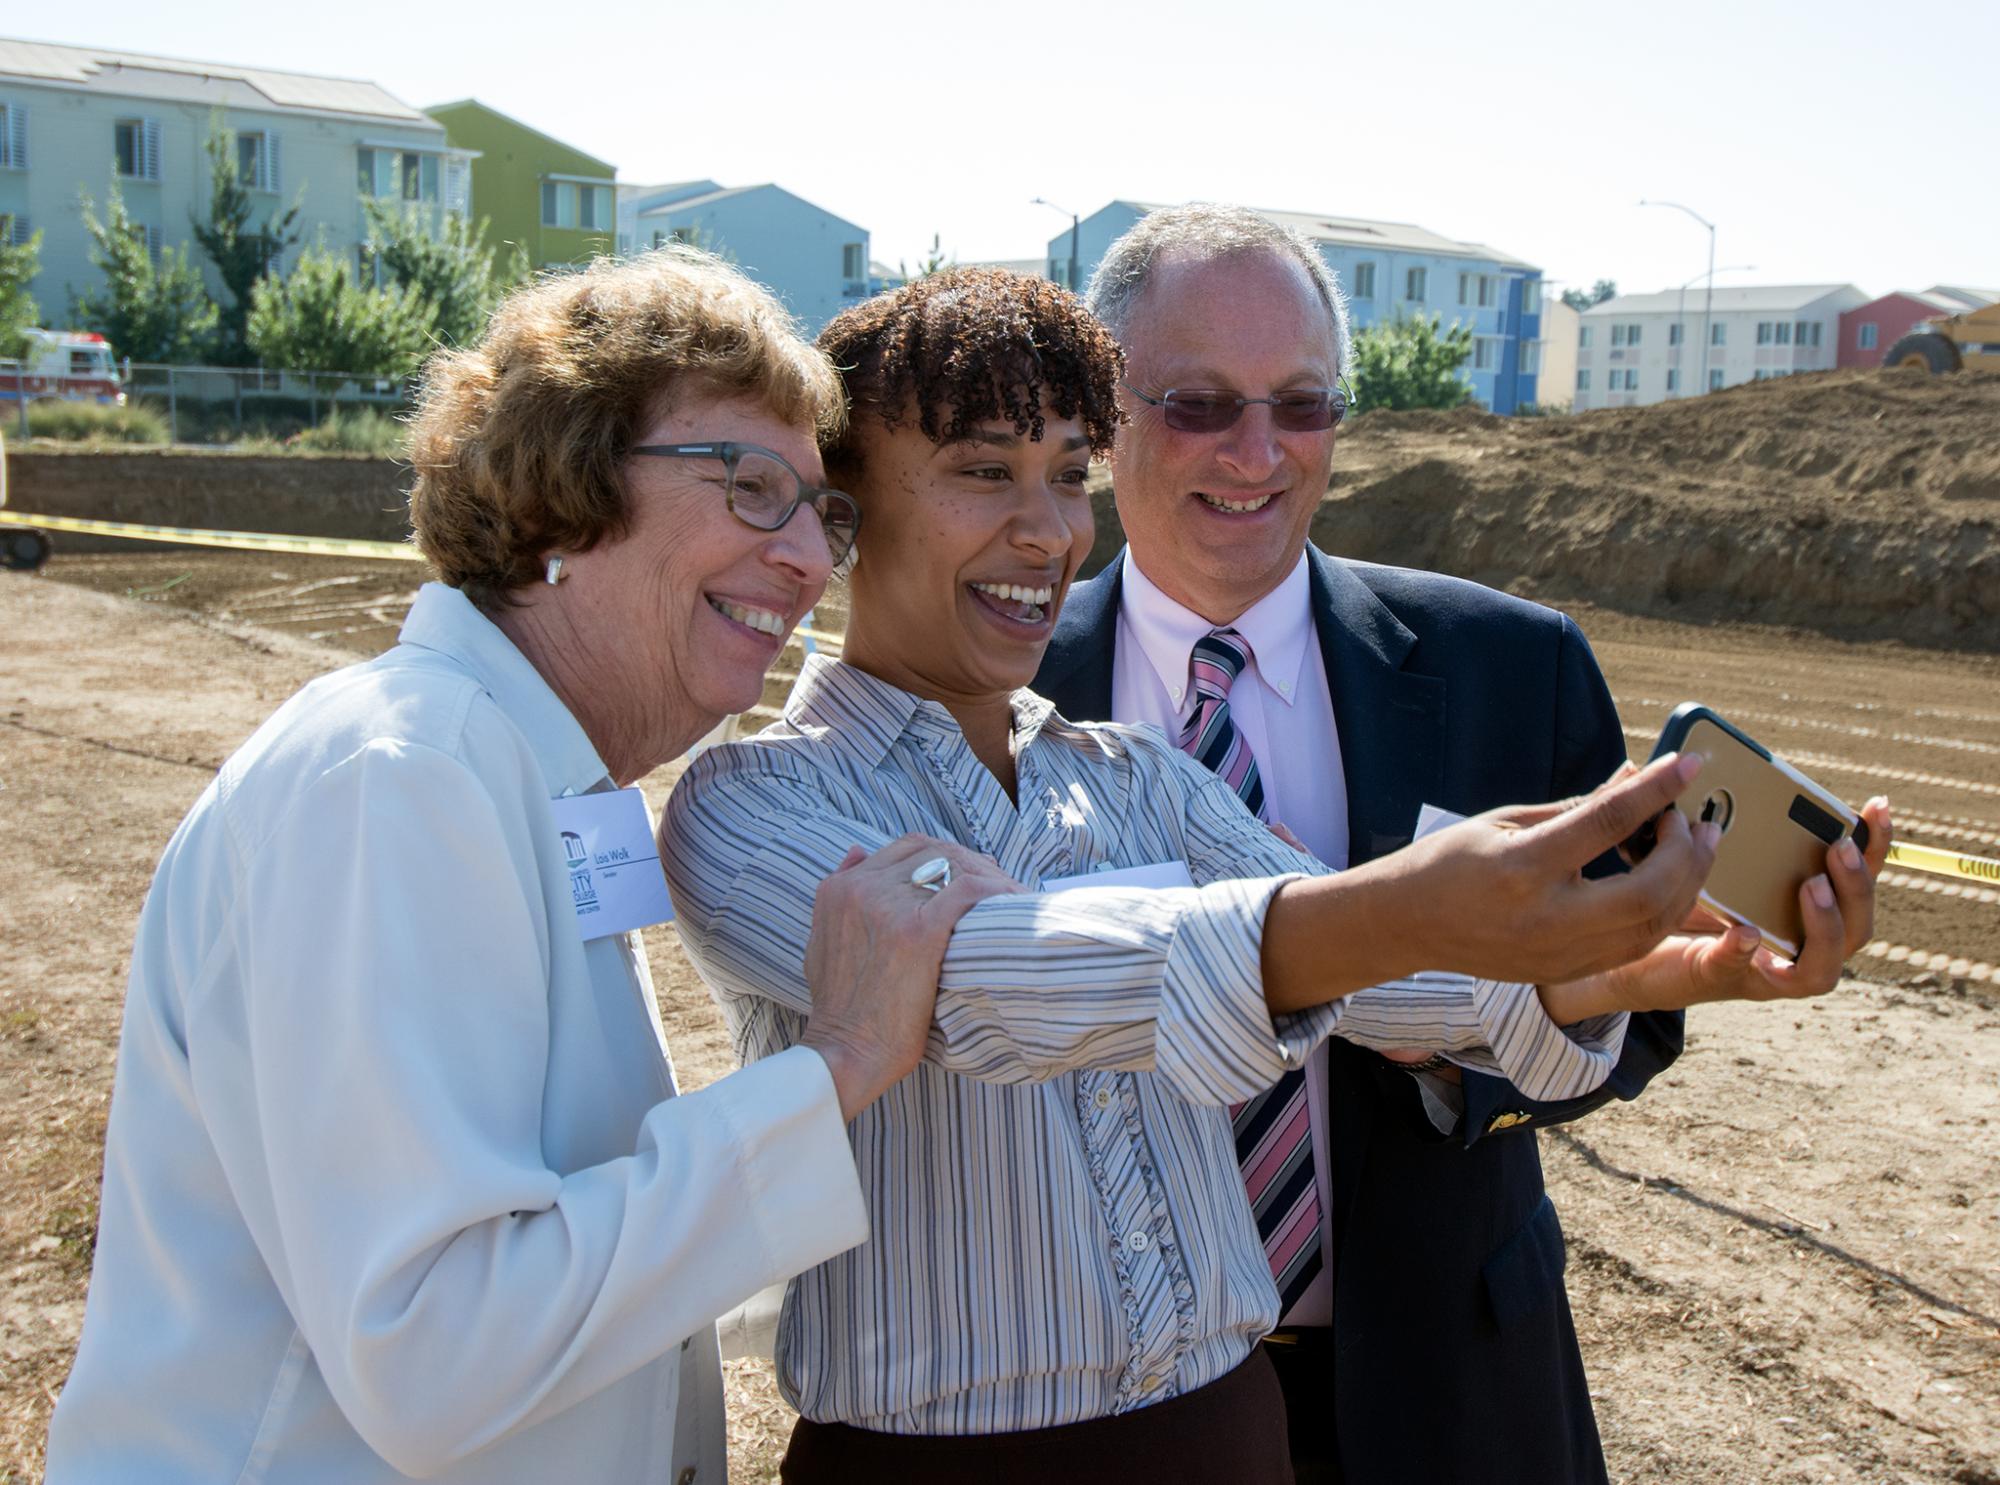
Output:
(628, 441), (861, 566)
(1121, 379), (1355, 435)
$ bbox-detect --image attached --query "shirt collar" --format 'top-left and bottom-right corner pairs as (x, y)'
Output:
(396, 582), (612, 796)
(784, 653), (1062, 769)
(1119, 549), (1315, 708)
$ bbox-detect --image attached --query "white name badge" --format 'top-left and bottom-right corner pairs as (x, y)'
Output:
(1040, 859), (1197, 894)
(549, 787), (675, 940)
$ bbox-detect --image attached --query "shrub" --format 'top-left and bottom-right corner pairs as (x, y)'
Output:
(23, 398), (172, 444)
(1351, 314), (1475, 412)
(289, 406), (408, 457)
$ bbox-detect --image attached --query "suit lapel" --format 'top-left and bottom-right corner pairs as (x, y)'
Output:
(1035, 559), (1123, 722)
(1307, 549), (1446, 866)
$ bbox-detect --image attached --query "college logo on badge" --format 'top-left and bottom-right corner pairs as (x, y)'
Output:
(562, 830), (598, 910)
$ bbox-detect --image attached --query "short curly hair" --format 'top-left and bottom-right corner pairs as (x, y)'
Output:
(407, 245), (845, 608)
(816, 266), (1124, 489)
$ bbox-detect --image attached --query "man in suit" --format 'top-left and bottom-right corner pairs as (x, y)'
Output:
(1035, 205), (1887, 1483)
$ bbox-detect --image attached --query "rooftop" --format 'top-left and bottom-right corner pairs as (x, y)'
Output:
(0, 36), (432, 124)
(636, 184), (763, 215)
(1586, 284), (1864, 316)
(1924, 285), (2000, 311)
(1102, 201), (1537, 269)
(634, 182), (865, 234)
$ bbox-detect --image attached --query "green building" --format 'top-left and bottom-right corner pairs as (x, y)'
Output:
(426, 99), (615, 269)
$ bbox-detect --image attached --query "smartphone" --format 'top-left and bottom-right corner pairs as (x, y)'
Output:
(1627, 703), (1869, 958)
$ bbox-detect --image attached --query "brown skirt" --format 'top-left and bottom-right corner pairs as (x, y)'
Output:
(780, 1348), (1295, 1485)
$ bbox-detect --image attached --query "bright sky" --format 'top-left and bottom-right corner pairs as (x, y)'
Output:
(19, 0), (1997, 300)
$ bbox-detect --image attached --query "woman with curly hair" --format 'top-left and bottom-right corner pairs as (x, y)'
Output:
(660, 267), (1725, 1482)
(45, 248), (1006, 1484)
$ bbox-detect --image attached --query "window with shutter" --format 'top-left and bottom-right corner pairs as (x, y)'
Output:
(0, 103), (25, 170)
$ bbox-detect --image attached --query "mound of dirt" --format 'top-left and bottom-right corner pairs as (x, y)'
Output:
(1316, 368), (2000, 650)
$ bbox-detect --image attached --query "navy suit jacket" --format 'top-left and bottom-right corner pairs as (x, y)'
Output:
(1034, 548), (1683, 1484)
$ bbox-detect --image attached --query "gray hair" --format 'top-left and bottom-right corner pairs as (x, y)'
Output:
(1084, 203), (1352, 378)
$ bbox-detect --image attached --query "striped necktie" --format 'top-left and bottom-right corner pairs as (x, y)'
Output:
(1178, 629), (1323, 1316)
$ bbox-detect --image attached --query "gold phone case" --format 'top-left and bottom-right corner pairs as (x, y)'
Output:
(1649, 705), (1866, 958)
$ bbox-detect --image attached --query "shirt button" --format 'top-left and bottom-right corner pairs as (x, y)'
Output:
(1093, 1087), (1113, 1110)
(1127, 1229), (1151, 1253)
(1142, 1373), (1164, 1392)
(677, 1470), (697, 1485)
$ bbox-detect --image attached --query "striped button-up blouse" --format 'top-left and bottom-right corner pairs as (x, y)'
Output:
(660, 656), (1625, 1436)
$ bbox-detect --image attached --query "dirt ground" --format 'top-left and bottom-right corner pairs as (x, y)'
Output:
(1313, 369), (2000, 652)
(3, 551), (1995, 1483)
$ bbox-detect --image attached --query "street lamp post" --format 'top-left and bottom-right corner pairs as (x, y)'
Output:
(1640, 199), (1717, 392)
(1672, 264), (1755, 398)
(1031, 197), (1080, 291)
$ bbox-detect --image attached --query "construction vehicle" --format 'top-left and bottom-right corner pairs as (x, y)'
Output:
(1881, 299), (2000, 374)
(0, 426), (54, 571)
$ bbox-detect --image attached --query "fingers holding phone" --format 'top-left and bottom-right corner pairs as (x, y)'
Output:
(1729, 793), (1893, 1002)
(1574, 713), (1897, 1012)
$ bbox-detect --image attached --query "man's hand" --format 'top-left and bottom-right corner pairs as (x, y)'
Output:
(1541, 796), (1892, 1021)
(799, 835), (1024, 1120)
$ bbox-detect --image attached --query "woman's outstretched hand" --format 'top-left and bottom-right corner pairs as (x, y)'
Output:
(1263, 752), (1721, 1011)
(800, 835), (1025, 1119)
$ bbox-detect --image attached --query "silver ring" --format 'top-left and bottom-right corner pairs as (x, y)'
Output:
(910, 856), (952, 893)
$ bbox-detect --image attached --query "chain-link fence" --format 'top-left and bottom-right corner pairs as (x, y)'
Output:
(123, 363), (416, 444)
(3, 360), (417, 445)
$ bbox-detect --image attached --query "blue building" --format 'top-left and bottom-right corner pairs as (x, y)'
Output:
(617, 180), (869, 334)
(1049, 201), (1546, 415)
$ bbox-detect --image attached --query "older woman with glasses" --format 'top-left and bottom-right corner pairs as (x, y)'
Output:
(650, 268), (1838, 1484)
(45, 248), (1002, 1485)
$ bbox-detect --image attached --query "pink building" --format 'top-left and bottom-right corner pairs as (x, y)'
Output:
(1839, 290), (1971, 368)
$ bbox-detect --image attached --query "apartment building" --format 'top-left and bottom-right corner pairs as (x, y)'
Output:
(1048, 201), (1548, 414)
(428, 100), (614, 270)
(1573, 284), (1867, 409)
(0, 38), (468, 326)
(1839, 286), (1999, 367)
(616, 180), (868, 334)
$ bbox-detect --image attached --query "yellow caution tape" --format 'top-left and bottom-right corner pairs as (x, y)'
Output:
(1886, 841), (2000, 886)
(1, 511), (423, 561)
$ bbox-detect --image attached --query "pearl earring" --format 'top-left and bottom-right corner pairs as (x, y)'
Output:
(545, 555), (567, 585)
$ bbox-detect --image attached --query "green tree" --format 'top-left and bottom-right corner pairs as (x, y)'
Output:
(72, 183), (218, 363)
(361, 197), (503, 347)
(0, 225), (39, 360)
(1560, 278), (1617, 311)
(497, 238), (535, 290)
(897, 233), (953, 281)
(245, 243), (434, 381)
(1349, 314), (1475, 412)
(191, 120), (301, 366)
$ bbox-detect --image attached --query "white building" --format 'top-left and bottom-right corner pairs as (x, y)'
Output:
(1574, 284), (1867, 409)
(617, 180), (868, 334)
(0, 38), (468, 335)
(1536, 298), (1580, 412)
